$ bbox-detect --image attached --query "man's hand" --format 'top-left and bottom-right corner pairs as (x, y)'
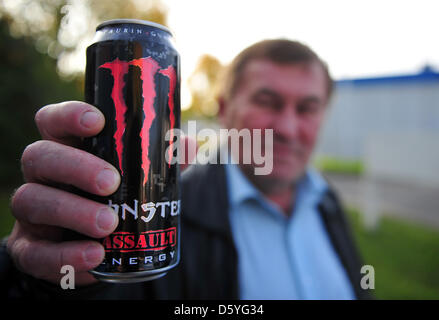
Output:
(7, 101), (121, 286)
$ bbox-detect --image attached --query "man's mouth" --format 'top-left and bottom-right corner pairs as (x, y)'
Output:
(272, 141), (303, 158)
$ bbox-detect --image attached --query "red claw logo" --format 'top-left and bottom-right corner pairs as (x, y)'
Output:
(99, 57), (177, 185)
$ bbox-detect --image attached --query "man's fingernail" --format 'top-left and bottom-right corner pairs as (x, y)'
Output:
(84, 244), (104, 265)
(80, 111), (101, 129)
(97, 207), (117, 232)
(96, 168), (119, 193)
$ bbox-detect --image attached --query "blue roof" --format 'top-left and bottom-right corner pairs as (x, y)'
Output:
(336, 65), (439, 87)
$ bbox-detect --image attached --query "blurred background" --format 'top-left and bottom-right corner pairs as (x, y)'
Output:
(0, 0), (438, 299)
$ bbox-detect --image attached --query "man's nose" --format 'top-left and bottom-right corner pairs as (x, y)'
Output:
(273, 105), (299, 140)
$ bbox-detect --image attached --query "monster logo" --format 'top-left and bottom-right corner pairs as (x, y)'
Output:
(99, 57), (177, 185)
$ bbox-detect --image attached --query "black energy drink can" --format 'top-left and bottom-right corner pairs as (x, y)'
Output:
(84, 19), (180, 283)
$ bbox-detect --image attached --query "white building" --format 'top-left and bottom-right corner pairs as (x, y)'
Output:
(316, 65), (439, 187)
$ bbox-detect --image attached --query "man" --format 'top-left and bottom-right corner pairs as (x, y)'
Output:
(1, 39), (370, 299)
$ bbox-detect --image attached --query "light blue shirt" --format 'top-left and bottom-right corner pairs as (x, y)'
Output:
(225, 163), (355, 300)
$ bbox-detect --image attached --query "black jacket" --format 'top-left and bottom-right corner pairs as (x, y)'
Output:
(1, 161), (371, 300)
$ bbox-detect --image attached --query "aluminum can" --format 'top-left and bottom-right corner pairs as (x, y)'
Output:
(84, 19), (180, 283)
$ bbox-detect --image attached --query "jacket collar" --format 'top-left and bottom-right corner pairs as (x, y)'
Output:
(181, 158), (233, 239)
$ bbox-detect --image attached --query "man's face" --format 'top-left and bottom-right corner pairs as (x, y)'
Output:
(219, 59), (328, 191)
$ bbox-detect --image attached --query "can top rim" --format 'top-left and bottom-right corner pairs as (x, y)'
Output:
(96, 19), (172, 36)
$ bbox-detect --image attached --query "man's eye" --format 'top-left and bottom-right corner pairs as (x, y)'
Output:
(297, 103), (318, 114)
(255, 97), (274, 105)
(252, 95), (280, 109)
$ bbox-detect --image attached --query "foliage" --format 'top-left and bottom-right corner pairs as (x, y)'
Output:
(313, 155), (364, 175)
(347, 208), (439, 299)
(0, 0), (169, 190)
(186, 54), (224, 118)
(0, 0), (168, 76)
(0, 18), (83, 189)
(0, 192), (15, 238)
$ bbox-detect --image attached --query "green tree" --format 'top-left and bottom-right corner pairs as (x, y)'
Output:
(0, 0), (168, 76)
(187, 54), (224, 118)
(0, 0), (169, 189)
(0, 18), (83, 188)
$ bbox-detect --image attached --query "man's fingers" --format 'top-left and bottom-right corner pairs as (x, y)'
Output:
(21, 140), (120, 196)
(35, 101), (105, 145)
(11, 235), (104, 282)
(11, 183), (118, 238)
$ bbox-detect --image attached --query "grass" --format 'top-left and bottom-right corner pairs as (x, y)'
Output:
(346, 208), (439, 299)
(0, 189), (438, 299)
(314, 156), (364, 175)
(0, 190), (14, 239)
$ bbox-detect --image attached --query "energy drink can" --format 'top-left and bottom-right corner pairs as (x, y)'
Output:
(84, 19), (180, 283)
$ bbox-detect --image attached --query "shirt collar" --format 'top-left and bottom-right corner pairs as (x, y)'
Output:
(226, 162), (262, 207)
(225, 162), (328, 212)
(298, 167), (328, 200)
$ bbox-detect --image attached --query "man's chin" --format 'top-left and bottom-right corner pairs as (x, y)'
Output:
(272, 158), (304, 178)
(244, 166), (305, 194)
(268, 170), (303, 184)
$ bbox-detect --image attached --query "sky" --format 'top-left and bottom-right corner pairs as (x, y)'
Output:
(163, 0), (439, 82)
(6, 0), (435, 110)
